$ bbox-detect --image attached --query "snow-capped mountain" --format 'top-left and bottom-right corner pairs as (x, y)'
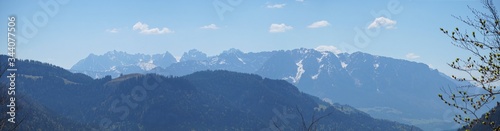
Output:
(71, 48), (464, 130)
(70, 50), (176, 78)
(160, 48), (274, 76)
(253, 48), (461, 130)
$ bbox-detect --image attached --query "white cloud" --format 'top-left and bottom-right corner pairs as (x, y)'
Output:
(200, 24), (219, 30)
(269, 23), (293, 33)
(133, 22), (173, 34)
(296, 0), (304, 2)
(106, 28), (119, 33)
(368, 17), (397, 29)
(314, 45), (342, 54)
(266, 3), (286, 9)
(406, 53), (420, 59)
(308, 20), (330, 28)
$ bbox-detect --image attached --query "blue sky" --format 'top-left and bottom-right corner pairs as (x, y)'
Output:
(0, 0), (496, 78)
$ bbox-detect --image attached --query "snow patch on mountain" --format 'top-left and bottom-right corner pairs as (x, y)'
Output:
(293, 60), (305, 83)
(219, 60), (226, 65)
(312, 64), (324, 80)
(322, 98), (334, 105)
(311, 74), (319, 80)
(107, 65), (122, 73)
(138, 59), (157, 71)
(317, 52), (328, 63)
(298, 48), (310, 54)
(210, 57), (219, 65)
(237, 57), (246, 64)
(341, 62), (348, 68)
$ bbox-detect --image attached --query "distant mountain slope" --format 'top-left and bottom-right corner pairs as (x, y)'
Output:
(255, 49), (465, 130)
(70, 50), (176, 78)
(71, 48), (463, 130)
(179, 49), (208, 62)
(3, 56), (420, 130)
(161, 48), (275, 76)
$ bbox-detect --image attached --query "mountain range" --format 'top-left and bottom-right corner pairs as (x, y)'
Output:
(71, 50), (177, 78)
(71, 48), (467, 130)
(0, 55), (420, 130)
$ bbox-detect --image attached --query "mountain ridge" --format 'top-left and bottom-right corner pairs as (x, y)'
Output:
(70, 48), (463, 130)
(0, 56), (421, 130)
